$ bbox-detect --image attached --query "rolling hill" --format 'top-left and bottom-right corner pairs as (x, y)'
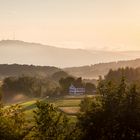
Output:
(1, 40), (140, 67)
(64, 58), (140, 79)
(0, 64), (61, 79)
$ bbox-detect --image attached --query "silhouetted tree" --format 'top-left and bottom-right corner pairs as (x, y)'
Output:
(32, 101), (72, 140)
(77, 78), (140, 140)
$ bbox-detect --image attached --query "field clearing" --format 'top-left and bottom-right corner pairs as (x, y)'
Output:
(63, 95), (94, 99)
(17, 95), (95, 120)
(49, 99), (81, 107)
(59, 107), (80, 115)
(21, 100), (37, 108)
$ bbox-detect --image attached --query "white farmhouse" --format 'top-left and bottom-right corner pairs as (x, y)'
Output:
(69, 84), (85, 95)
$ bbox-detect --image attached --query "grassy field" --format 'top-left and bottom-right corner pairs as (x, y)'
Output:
(18, 95), (94, 121)
(59, 107), (80, 115)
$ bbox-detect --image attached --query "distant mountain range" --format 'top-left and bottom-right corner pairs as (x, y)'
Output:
(1, 40), (140, 67)
(64, 58), (140, 79)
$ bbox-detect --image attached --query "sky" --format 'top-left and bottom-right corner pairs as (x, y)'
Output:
(0, 0), (140, 51)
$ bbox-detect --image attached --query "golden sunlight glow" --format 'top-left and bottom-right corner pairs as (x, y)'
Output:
(0, 0), (140, 50)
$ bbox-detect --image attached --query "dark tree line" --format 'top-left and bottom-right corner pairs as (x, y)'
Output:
(77, 78), (140, 140)
(59, 77), (96, 94)
(2, 76), (59, 101)
(1, 75), (96, 102)
(0, 64), (61, 79)
(105, 67), (140, 84)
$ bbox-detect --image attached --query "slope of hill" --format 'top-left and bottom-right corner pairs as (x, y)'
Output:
(1, 40), (140, 67)
(64, 58), (140, 79)
(0, 64), (61, 79)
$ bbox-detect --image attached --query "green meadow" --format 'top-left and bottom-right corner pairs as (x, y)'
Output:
(18, 95), (94, 121)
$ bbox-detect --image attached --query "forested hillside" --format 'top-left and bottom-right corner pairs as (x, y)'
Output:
(64, 58), (140, 79)
(0, 64), (61, 79)
(0, 64), (70, 103)
(105, 67), (140, 85)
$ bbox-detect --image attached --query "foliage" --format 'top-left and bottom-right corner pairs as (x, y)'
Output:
(0, 64), (60, 80)
(51, 71), (69, 81)
(0, 75), (140, 140)
(32, 101), (74, 140)
(2, 76), (59, 101)
(59, 76), (96, 94)
(77, 78), (140, 140)
(80, 97), (93, 112)
(59, 76), (75, 93)
(85, 83), (96, 94)
(0, 104), (30, 140)
(105, 67), (140, 84)
(64, 58), (140, 79)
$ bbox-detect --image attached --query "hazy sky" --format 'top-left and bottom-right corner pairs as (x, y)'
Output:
(1, 0), (140, 51)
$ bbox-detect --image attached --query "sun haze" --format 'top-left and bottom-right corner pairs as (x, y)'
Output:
(0, 0), (140, 51)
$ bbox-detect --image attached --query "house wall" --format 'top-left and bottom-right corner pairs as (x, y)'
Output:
(69, 86), (85, 95)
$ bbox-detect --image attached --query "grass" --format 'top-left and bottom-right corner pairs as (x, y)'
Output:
(59, 107), (80, 115)
(17, 95), (95, 120)
(24, 109), (35, 120)
(49, 99), (81, 107)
